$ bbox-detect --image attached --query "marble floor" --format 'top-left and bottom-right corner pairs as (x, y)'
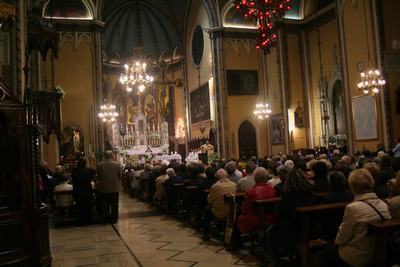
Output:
(50, 193), (262, 267)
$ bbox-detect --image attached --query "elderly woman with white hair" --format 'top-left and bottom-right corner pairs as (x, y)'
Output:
(237, 167), (277, 234)
(324, 169), (391, 267)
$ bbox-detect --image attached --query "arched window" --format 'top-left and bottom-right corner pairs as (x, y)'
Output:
(238, 120), (257, 160)
(43, 0), (93, 20)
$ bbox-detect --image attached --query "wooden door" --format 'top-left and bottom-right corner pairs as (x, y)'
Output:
(238, 120), (257, 160)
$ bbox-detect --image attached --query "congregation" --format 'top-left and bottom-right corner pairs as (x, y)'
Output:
(41, 144), (400, 267)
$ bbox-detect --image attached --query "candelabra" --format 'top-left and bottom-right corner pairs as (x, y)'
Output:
(253, 102), (272, 119)
(98, 104), (118, 123)
(357, 69), (386, 95)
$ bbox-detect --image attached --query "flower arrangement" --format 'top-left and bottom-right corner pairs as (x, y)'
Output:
(209, 152), (220, 162)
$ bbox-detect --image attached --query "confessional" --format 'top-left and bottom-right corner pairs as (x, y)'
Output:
(0, 8), (58, 266)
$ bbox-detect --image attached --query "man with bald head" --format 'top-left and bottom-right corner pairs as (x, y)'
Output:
(97, 150), (121, 224)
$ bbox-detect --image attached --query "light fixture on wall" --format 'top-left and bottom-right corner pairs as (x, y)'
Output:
(120, 60), (154, 93)
(98, 104), (118, 123)
(235, 0), (292, 53)
(357, 0), (385, 95)
(253, 102), (271, 119)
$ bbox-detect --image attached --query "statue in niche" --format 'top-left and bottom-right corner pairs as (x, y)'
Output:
(73, 128), (80, 153)
(332, 81), (346, 135)
(60, 126), (84, 163)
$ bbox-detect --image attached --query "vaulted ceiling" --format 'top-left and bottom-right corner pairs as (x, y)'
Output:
(101, 0), (187, 59)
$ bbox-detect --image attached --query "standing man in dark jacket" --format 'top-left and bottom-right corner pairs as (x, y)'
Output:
(72, 158), (96, 225)
(96, 150), (121, 224)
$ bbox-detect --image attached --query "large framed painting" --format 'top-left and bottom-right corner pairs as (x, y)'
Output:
(352, 95), (378, 140)
(226, 70), (259, 95)
(190, 83), (210, 124)
(271, 114), (284, 145)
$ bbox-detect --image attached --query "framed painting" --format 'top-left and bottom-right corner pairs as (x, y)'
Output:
(271, 114), (284, 145)
(352, 95), (378, 140)
(190, 83), (210, 124)
(226, 70), (259, 95)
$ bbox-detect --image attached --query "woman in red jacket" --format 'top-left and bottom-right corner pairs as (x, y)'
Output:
(237, 167), (278, 234)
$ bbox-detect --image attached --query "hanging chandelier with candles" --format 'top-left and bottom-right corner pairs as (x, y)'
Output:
(357, 0), (386, 95)
(357, 69), (386, 95)
(253, 102), (272, 119)
(119, 61), (154, 93)
(98, 104), (118, 123)
(235, 0), (292, 53)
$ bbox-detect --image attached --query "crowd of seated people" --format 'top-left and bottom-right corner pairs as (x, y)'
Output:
(119, 148), (400, 266)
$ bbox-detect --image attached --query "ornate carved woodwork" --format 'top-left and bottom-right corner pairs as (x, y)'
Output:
(30, 90), (62, 143)
(0, 84), (51, 266)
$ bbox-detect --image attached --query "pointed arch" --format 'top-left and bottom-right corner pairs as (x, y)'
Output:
(238, 120), (257, 160)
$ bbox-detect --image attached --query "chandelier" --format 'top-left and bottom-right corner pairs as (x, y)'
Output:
(235, 0), (292, 53)
(253, 102), (272, 119)
(98, 104), (118, 123)
(357, 69), (386, 95)
(357, 0), (386, 95)
(119, 61), (154, 93)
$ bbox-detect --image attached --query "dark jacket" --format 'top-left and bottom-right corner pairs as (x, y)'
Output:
(72, 167), (95, 200)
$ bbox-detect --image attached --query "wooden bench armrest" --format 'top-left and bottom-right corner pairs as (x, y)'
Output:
(185, 186), (199, 190)
(253, 197), (281, 204)
(296, 202), (349, 214)
(368, 218), (400, 231)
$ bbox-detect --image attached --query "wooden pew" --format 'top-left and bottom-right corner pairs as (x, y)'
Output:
(253, 197), (281, 228)
(224, 193), (246, 244)
(368, 217), (400, 267)
(173, 183), (184, 215)
(296, 202), (349, 267)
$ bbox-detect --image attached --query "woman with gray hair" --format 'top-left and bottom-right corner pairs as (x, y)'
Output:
(237, 167), (277, 234)
(324, 169), (391, 267)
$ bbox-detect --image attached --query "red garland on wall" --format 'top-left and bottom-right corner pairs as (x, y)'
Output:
(235, 0), (292, 53)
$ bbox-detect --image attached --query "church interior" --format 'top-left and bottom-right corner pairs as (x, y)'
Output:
(1, 0), (400, 266)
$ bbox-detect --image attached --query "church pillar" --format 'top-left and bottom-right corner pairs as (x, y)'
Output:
(262, 53), (272, 155)
(92, 30), (103, 159)
(278, 29), (290, 154)
(337, 0), (355, 154)
(300, 31), (315, 148)
(210, 31), (228, 158)
(372, 0), (391, 150)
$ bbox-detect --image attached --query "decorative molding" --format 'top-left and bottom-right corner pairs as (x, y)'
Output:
(59, 32), (92, 51)
(223, 38), (255, 54)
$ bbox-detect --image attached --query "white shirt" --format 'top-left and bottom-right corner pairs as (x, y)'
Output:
(336, 193), (391, 267)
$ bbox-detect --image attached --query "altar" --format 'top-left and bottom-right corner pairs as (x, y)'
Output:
(111, 109), (179, 165)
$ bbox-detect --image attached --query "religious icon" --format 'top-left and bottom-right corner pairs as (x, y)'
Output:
(144, 94), (157, 126)
(271, 114), (284, 145)
(294, 103), (304, 128)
